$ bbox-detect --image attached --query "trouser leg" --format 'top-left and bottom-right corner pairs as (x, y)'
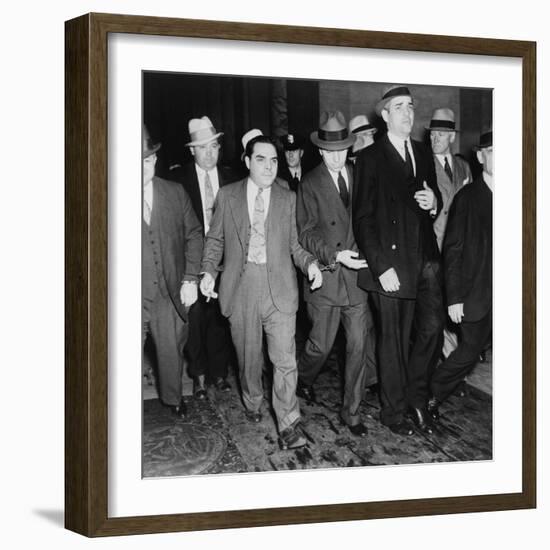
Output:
(298, 303), (341, 386)
(148, 293), (187, 406)
(431, 311), (492, 402)
(340, 302), (370, 426)
(262, 306), (301, 432)
(407, 261), (445, 409)
(228, 264), (265, 413)
(371, 294), (414, 425)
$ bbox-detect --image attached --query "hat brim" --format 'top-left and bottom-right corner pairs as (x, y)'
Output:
(185, 131), (224, 147)
(310, 132), (356, 151)
(426, 125), (459, 132)
(375, 95), (414, 117)
(143, 142), (161, 159)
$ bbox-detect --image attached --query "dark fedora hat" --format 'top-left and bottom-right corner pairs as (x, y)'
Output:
(310, 111), (356, 151)
(426, 108), (459, 132)
(143, 126), (161, 159)
(375, 84), (415, 116)
(474, 131), (493, 150)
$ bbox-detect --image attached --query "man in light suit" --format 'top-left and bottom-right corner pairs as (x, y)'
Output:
(200, 133), (323, 450)
(354, 85), (445, 436)
(296, 111), (375, 437)
(427, 108), (473, 361)
(142, 126), (203, 418)
(170, 116), (236, 400)
(428, 131), (493, 420)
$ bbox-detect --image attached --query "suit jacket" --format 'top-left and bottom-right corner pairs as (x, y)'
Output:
(443, 174), (492, 322)
(433, 154), (472, 250)
(169, 162), (238, 233)
(296, 162), (367, 306)
(146, 176), (204, 320)
(201, 178), (316, 317)
(353, 134), (443, 299)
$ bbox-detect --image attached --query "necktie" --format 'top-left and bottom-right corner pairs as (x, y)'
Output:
(248, 188), (266, 264)
(337, 171), (349, 208)
(444, 156), (453, 182)
(291, 173), (300, 192)
(143, 197), (151, 225)
(204, 170), (215, 226)
(404, 140), (414, 178)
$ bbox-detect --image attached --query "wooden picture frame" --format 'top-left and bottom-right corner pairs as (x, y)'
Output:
(65, 12), (536, 537)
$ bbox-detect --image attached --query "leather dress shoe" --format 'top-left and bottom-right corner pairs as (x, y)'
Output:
(193, 375), (207, 400)
(279, 426), (307, 450)
(346, 422), (369, 437)
(170, 397), (187, 419)
(245, 410), (262, 423)
(407, 406), (435, 434)
(214, 377), (231, 392)
(427, 396), (441, 422)
(296, 381), (316, 402)
(387, 420), (414, 436)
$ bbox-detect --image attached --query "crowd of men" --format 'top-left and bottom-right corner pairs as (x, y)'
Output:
(142, 84), (493, 451)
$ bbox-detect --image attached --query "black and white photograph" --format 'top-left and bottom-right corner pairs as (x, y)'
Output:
(141, 71), (494, 477)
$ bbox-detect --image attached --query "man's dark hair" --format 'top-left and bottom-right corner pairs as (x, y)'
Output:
(245, 135), (277, 160)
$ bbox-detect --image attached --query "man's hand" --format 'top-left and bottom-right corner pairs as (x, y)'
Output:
(180, 282), (198, 307)
(414, 181), (436, 211)
(448, 303), (464, 324)
(336, 250), (368, 270)
(379, 267), (400, 292)
(199, 273), (218, 302)
(307, 262), (323, 290)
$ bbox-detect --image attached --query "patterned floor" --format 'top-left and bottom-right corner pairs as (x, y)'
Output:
(143, 356), (492, 477)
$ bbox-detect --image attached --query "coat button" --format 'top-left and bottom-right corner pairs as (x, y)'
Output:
(391, 244), (397, 250)
(336, 242), (341, 247)
(392, 219), (396, 225)
(331, 221), (336, 225)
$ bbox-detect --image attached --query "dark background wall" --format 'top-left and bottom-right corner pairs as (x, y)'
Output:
(144, 72), (492, 176)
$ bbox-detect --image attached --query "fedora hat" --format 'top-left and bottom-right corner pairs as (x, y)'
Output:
(426, 108), (458, 132)
(185, 116), (223, 147)
(240, 128), (263, 160)
(349, 114), (377, 135)
(143, 126), (161, 159)
(310, 111), (355, 151)
(375, 85), (414, 116)
(474, 130), (492, 150)
(281, 133), (305, 151)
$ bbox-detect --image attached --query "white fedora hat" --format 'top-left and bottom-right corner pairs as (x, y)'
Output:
(185, 116), (224, 147)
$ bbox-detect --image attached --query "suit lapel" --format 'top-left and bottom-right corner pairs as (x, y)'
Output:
(228, 179), (249, 250)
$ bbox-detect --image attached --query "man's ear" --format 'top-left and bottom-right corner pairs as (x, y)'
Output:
(449, 132), (456, 144)
(245, 156), (250, 170)
(381, 109), (389, 124)
(476, 150), (483, 164)
(190, 146), (196, 158)
(299, 149), (304, 159)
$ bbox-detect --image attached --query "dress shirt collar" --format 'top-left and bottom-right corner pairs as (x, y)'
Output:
(143, 180), (153, 208)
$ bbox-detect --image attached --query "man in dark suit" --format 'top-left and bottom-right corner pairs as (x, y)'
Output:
(142, 126), (203, 418)
(200, 133), (323, 450)
(170, 116), (236, 399)
(427, 108), (473, 360)
(354, 85), (445, 435)
(428, 131), (493, 419)
(296, 111), (375, 437)
(278, 133), (307, 192)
